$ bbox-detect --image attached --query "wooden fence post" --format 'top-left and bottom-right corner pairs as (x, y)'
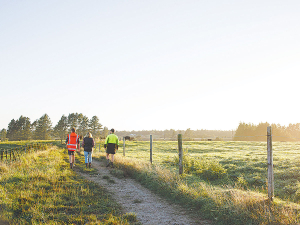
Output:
(150, 135), (153, 164)
(123, 137), (125, 156)
(178, 134), (183, 175)
(267, 126), (274, 201)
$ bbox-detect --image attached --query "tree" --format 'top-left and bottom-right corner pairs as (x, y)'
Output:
(54, 115), (68, 141)
(89, 116), (102, 139)
(7, 119), (17, 141)
(17, 116), (31, 140)
(102, 126), (109, 139)
(287, 123), (300, 140)
(184, 128), (193, 141)
(272, 124), (289, 142)
(78, 115), (89, 137)
(0, 129), (7, 141)
(234, 122), (256, 141)
(255, 122), (270, 141)
(33, 114), (52, 140)
(67, 113), (79, 131)
(6, 116), (32, 141)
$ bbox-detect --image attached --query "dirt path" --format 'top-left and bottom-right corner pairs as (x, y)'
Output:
(77, 159), (212, 225)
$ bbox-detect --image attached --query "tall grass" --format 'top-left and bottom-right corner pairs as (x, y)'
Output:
(0, 145), (136, 224)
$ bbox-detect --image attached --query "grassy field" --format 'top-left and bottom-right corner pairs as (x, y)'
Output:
(2, 140), (300, 224)
(92, 140), (300, 224)
(0, 143), (138, 224)
(103, 141), (300, 203)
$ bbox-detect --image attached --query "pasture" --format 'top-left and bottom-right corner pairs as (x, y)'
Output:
(92, 140), (300, 224)
(107, 140), (300, 204)
(2, 140), (300, 224)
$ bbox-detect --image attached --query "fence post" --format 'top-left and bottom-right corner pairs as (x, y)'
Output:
(178, 134), (183, 175)
(267, 126), (274, 201)
(0, 149), (3, 161)
(150, 135), (153, 164)
(123, 137), (125, 156)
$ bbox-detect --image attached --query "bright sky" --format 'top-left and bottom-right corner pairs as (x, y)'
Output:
(1, 1), (299, 131)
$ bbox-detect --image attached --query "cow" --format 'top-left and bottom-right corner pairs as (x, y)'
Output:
(124, 136), (135, 141)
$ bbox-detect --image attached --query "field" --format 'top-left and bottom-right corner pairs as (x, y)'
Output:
(98, 141), (300, 203)
(91, 140), (300, 224)
(2, 140), (300, 224)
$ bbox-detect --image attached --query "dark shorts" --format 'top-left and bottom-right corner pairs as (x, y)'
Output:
(106, 143), (117, 154)
(106, 148), (116, 154)
(68, 150), (75, 155)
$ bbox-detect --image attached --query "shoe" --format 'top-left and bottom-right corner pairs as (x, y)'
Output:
(106, 160), (110, 167)
(111, 162), (114, 168)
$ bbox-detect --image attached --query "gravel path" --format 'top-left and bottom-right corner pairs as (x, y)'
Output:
(78, 159), (212, 225)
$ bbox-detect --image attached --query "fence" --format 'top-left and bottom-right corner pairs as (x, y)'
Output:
(119, 126), (296, 202)
(0, 142), (49, 162)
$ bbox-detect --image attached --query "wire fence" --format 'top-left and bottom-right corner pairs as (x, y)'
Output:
(0, 142), (49, 162)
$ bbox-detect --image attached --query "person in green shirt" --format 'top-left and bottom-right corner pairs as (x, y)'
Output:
(104, 128), (119, 168)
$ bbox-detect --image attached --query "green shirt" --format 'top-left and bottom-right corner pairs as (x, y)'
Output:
(105, 133), (119, 145)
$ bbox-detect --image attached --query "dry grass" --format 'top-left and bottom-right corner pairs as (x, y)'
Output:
(0, 145), (137, 224)
(92, 151), (300, 225)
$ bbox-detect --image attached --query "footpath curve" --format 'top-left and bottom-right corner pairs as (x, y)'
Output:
(77, 159), (212, 225)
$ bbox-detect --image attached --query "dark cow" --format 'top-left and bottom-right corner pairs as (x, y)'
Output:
(124, 136), (134, 141)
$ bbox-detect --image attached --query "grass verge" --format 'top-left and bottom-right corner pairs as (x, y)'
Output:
(0, 146), (136, 224)
(93, 153), (300, 225)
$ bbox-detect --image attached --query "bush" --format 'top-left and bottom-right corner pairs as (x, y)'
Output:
(173, 152), (227, 181)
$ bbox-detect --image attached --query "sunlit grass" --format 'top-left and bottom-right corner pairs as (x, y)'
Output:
(0, 145), (136, 224)
(93, 140), (300, 224)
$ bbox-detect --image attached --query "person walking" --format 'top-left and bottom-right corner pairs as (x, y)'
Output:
(66, 127), (80, 169)
(82, 132), (95, 168)
(104, 128), (119, 168)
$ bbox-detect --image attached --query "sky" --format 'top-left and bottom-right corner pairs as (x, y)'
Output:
(1, 0), (300, 131)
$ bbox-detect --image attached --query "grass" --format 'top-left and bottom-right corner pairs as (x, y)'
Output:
(0, 144), (137, 224)
(92, 140), (300, 225)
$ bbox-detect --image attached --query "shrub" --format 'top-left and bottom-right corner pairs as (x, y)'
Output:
(173, 152), (227, 181)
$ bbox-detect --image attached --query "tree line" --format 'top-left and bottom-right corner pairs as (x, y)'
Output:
(0, 113), (103, 141)
(117, 128), (233, 141)
(234, 122), (300, 141)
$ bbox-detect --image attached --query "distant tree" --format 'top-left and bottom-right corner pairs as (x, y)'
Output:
(33, 114), (52, 140)
(102, 126), (109, 139)
(89, 116), (102, 139)
(78, 115), (89, 137)
(184, 128), (193, 141)
(272, 124), (289, 142)
(254, 122), (270, 141)
(0, 128), (7, 141)
(286, 123), (300, 141)
(7, 119), (17, 141)
(234, 122), (256, 141)
(54, 115), (68, 141)
(6, 119), (18, 141)
(76, 113), (83, 135)
(17, 116), (32, 140)
(6, 116), (31, 140)
(67, 113), (79, 131)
